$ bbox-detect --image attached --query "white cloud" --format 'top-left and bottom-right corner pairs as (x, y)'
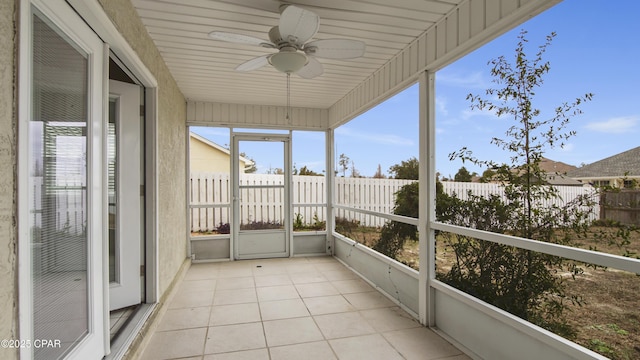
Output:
(436, 96), (449, 116)
(585, 116), (638, 134)
(461, 107), (497, 120)
(335, 127), (414, 146)
(437, 70), (488, 89)
(559, 143), (575, 152)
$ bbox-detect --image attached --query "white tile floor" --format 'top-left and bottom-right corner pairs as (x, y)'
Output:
(140, 256), (471, 360)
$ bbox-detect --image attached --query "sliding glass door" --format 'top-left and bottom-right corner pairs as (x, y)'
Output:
(24, 1), (106, 358)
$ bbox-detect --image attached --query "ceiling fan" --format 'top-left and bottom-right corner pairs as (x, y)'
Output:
(208, 4), (366, 79)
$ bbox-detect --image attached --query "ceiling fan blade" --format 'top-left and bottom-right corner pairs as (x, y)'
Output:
(304, 39), (366, 59)
(296, 57), (323, 79)
(209, 31), (274, 48)
(279, 5), (319, 45)
(235, 55), (269, 72)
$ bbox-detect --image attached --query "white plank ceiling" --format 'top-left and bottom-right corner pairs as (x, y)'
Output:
(131, 0), (463, 109)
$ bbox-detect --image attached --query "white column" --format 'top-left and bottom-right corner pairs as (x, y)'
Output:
(418, 70), (436, 326)
(326, 128), (335, 254)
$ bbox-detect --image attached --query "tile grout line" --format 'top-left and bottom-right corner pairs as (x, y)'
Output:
(254, 267), (272, 359)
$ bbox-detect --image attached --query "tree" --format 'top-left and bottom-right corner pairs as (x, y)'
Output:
(479, 168), (496, 183)
(373, 182), (418, 258)
(373, 164), (385, 179)
(338, 153), (350, 177)
(266, 167), (284, 174)
(349, 160), (361, 178)
(298, 165), (321, 176)
(444, 30), (594, 337)
(373, 157), (419, 258)
(373, 174), (455, 261)
(388, 157), (419, 180)
(453, 166), (475, 182)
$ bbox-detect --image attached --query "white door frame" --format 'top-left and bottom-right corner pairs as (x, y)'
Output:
(18, 0), (106, 358)
(231, 132), (292, 259)
(108, 80), (142, 311)
(65, 1), (160, 357)
(62, 0), (160, 300)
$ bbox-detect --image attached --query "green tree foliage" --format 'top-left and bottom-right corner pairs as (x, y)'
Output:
(372, 156), (419, 258)
(453, 166), (475, 182)
(443, 30), (594, 337)
(373, 182), (418, 258)
(388, 157), (419, 180)
(373, 178), (458, 260)
(479, 168), (496, 183)
(298, 165), (321, 176)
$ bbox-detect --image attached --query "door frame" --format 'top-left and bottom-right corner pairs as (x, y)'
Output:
(108, 79), (142, 311)
(230, 132), (292, 259)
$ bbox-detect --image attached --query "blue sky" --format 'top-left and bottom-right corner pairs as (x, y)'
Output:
(194, 0), (640, 178)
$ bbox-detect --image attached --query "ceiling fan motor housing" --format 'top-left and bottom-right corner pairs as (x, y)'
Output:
(269, 26), (300, 49)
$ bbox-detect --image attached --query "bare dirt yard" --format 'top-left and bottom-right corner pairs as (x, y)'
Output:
(355, 225), (640, 360)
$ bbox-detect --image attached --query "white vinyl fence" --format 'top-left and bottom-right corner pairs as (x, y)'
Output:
(189, 173), (599, 232)
(30, 177), (86, 236)
(442, 181), (599, 222)
(28, 173), (599, 235)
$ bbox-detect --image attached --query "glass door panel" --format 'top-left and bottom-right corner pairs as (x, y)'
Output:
(30, 11), (92, 359)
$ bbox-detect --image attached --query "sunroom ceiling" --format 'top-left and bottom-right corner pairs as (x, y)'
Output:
(131, 0), (464, 109)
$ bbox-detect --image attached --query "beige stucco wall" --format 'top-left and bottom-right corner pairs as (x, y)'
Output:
(0, 0), (17, 359)
(98, 0), (188, 296)
(189, 136), (231, 173)
(574, 177), (640, 189)
(189, 135), (250, 173)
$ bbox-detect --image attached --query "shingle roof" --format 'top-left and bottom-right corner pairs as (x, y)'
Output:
(544, 173), (583, 186)
(567, 146), (640, 178)
(539, 158), (578, 175)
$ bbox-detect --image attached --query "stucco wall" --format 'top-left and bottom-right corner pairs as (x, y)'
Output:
(98, 0), (188, 296)
(0, 0), (17, 359)
(190, 136), (232, 173)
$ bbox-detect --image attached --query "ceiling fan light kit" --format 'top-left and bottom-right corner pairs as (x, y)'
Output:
(268, 49), (308, 74)
(208, 5), (366, 79)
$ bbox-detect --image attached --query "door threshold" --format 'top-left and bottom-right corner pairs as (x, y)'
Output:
(105, 303), (156, 360)
(110, 305), (139, 341)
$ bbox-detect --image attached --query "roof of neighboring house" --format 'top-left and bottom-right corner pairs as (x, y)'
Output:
(537, 158), (582, 186)
(189, 132), (253, 166)
(543, 173), (583, 186)
(567, 146), (640, 178)
(539, 158), (578, 175)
